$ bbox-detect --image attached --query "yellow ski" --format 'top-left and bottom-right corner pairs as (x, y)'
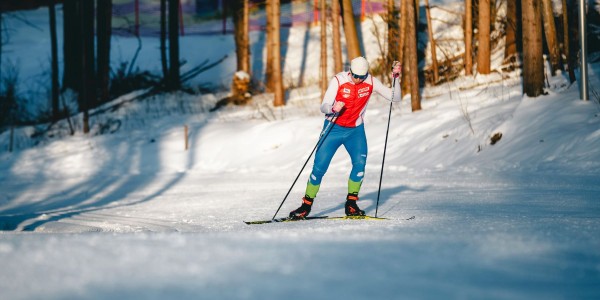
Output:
(324, 215), (387, 221)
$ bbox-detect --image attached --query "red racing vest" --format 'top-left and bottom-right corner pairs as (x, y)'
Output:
(333, 74), (374, 127)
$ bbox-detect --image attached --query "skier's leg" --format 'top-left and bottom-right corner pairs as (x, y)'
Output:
(304, 123), (345, 198)
(291, 122), (344, 218)
(342, 124), (367, 216)
(343, 124), (368, 195)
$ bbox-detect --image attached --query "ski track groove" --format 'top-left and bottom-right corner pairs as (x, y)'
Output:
(44, 212), (189, 233)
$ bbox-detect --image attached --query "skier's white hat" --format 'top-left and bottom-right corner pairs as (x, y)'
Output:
(350, 56), (369, 76)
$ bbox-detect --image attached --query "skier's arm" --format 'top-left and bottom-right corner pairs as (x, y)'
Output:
(320, 76), (341, 114)
(373, 76), (401, 102)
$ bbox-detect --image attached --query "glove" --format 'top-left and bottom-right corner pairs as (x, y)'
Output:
(391, 61), (402, 78)
(332, 101), (345, 113)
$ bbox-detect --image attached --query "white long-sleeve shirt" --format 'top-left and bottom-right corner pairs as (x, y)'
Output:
(320, 71), (401, 127)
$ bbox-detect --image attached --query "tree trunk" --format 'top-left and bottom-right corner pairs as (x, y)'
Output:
(97, 0), (112, 103)
(414, 0), (420, 22)
(400, 0), (410, 96)
(320, 0), (328, 98)
(243, 0), (250, 73)
(332, 0), (343, 73)
(62, 0), (80, 93)
(0, 12), (2, 80)
(504, 0), (518, 65)
(230, 0), (252, 105)
(464, 0), (473, 75)
(399, 0), (407, 65)
(477, 0), (491, 74)
(424, 0), (438, 83)
(0, 11), (2, 80)
(49, 1), (60, 121)
(341, 0), (362, 59)
(265, 1), (274, 92)
(490, 0), (497, 31)
(387, 0), (399, 68)
(522, 0), (544, 97)
(564, 0), (576, 83)
(561, 0), (569, 67)
(269, 0), (285, 106)
(541, 0), (561, 75)
(80, 0), (95, 133)
(233, 0), (250, 73)
(168, 0), (180, 90)
(160, 0), (169, 84)
(406, 0), (421, 111)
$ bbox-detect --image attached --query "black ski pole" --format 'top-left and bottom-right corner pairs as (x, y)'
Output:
(375, 76), (397, 217)
(272, 112), (341, 220)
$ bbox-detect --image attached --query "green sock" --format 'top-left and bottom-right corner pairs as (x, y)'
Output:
(348, 179), (363, 195)
(305, 182), (320, 199)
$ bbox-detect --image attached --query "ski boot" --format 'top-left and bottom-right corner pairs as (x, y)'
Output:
(289, 196), (313, 219)
(345, 193), (365, 216)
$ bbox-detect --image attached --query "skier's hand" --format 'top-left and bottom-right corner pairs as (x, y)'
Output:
(332, 101), (345, 113)
(391, 61), (402, 78)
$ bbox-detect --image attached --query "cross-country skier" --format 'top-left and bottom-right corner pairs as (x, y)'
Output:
(289, 56), (402, 219)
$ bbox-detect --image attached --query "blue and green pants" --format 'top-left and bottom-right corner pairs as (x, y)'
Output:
(305, 120), (367, 198)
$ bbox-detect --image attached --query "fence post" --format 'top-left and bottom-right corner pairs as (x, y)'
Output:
(184, 125), (189, 151)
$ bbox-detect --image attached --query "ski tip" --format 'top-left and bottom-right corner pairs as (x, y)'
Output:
(244, 220), (270, 225)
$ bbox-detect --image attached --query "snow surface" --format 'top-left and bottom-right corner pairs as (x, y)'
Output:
(2, 3), (600, 300)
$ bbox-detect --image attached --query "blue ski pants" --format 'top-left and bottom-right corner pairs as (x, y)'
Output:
(308, 120), (368, 190)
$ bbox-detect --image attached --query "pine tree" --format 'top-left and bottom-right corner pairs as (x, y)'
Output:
(97, 0), (112, 103)
(541, 0), (561, 75)
(320, 0), (328, 98)
(49, 1), (59, 120)
(331, 0), (343, 73)
(464, 0), (473, 76)
(477, 0), (491, 74)
(341, 0), (361, 59)
(168, 0), (180, 90)
(522, 0), (544, 97)
(268, 0), (284, 106)
(406, 0), (421, 111)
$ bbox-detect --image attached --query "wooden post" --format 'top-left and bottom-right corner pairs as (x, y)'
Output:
(184, 125), (189, 150)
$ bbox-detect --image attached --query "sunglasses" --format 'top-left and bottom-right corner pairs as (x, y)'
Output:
(351, 72), (368, 80)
